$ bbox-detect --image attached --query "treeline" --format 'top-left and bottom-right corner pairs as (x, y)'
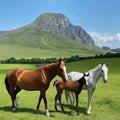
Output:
(0, 52), (120, 64)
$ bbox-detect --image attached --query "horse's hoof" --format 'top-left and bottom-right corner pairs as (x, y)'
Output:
(46, 109), (50, 117)
(36, 110), (40, 114)
(46, 112), (50, 117)
(12, 107), (17, 111)
(87, 111), (91, 115)
(62, 110), (65, 114)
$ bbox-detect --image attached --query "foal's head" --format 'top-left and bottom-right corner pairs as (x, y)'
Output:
(78, 73), (89, 86)
(82, 73), (89, 85)
(83, 73), (89, 86)
(57, 58), (68, 82)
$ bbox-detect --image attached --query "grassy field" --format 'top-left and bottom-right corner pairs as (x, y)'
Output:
(0, 58), (120, 120)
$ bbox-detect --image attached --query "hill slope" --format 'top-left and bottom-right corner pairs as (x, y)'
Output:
(0, 13), (109, 59)
(31, 13), (95, 45)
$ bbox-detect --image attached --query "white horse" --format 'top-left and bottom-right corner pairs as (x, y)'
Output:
(65, 64), (108, 114)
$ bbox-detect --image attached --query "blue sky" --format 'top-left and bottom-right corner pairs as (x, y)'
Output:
(0, 0), (120, 48)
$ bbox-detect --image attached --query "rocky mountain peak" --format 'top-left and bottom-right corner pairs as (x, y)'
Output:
(32, 13), (95, 45)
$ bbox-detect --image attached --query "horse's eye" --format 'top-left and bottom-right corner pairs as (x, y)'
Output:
(101, 70), (103, 73)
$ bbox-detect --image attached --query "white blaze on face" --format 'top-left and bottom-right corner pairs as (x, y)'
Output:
(63, 66), (68, 80)
(102, 64), (108, 82)
(84, 73), (89, 86)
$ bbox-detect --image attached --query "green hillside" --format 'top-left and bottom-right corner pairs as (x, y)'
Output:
(0, 27), (108, 59)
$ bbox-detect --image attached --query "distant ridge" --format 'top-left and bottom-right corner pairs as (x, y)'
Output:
(30, 13), (95, 45)
(102, 46), (120, 52)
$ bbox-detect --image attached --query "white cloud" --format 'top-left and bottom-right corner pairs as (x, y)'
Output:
(88, 32), (120, 49)
(115, 33), (120, 42)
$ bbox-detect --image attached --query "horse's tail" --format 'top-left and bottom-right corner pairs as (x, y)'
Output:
(5, 74), (10, 95)
(53, 80), (57, 87)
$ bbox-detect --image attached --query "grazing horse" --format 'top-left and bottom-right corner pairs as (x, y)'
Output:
(53, 73), (89, 115)
(5, 59), (67, 116)
(65, 64), (108, 114)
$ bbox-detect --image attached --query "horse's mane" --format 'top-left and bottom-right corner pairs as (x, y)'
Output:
(88, 64), (102, 73)
(36, 62), (59, 70)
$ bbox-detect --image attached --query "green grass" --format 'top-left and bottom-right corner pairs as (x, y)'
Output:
(0, 58), (120, 120)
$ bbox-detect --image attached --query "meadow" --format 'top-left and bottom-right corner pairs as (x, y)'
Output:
(0, 58), (120, 120)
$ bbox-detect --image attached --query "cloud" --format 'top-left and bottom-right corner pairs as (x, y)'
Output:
(88, 32), (120, 49)
(115, 33), (120, 42)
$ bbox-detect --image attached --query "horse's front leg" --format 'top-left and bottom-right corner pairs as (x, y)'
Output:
(36, 91), (42, 113)
(87, 88), (94, 114)
(42, 91), (50, 116)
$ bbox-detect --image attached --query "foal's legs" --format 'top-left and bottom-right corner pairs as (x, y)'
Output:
(58, 93), (65, 113)
(54, 94), (58, 111)
(75, 93), (79, 115)
(55, 90), (65, 113)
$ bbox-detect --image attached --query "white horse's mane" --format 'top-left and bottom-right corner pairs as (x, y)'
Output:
(88, 64), (102, 73)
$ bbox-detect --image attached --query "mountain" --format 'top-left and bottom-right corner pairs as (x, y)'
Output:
(30, 13), (95, 45)
(102, 46), (120, 52)
(0, 13), (109, 59)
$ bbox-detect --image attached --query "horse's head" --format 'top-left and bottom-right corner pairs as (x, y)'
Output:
(83, 73), (89, 86)
(57, 58), (68, 82)
(79, 73), (89, 87)
(101, 64), (108, 83)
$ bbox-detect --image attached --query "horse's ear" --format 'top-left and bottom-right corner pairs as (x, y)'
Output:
(84, 72), (89, 76)
(86, 73), (89, 76)
(59, 58), (62, 64)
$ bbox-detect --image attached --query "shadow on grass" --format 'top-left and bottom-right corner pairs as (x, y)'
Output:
(0, 106), (37, 113)
(0, 106), (56, 117)
(0, 104), (87, 116)
(54, 103), (87, 115)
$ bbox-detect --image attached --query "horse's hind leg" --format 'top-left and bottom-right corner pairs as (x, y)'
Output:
(14, 85), (22, 108)
(10, 86), (21, 111)
(10, 88), (16, 111)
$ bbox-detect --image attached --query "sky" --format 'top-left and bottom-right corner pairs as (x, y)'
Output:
(0, 0), (120, 49)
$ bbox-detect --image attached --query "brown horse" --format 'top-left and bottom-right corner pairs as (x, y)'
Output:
(5, 59), (67, 116)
